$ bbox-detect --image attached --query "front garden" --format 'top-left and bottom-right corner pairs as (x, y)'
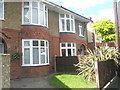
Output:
(49, 73), (96, 88)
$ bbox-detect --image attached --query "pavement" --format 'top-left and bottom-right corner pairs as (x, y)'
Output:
(10, 75), (54, 88)
(106, 76), (120, 89)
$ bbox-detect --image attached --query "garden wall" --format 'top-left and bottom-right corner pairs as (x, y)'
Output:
(95, 60), (117, 89)
(0, 54), (10, 89)
(55, 56), (79, 72)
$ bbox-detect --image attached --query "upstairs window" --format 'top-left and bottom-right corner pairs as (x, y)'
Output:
(59, 14), (75, 33)
(79, 25), (84, 37)
(22, 2), (48, 27)
(0, 0), (4, 20)
(60, 43), (76, 56)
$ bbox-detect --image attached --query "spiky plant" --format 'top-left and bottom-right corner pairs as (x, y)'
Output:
(75, 47), (119, 81)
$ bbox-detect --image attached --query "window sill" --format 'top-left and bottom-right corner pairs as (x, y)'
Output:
(22, 64), (49, 67)
(60, 31), (75, 34)
(21, 24), (48, 28)
(79, 35), (84, 37)
(0, 18), (5, 21)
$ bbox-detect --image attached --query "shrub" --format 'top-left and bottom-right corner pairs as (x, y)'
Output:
(75, 47), (119, 81)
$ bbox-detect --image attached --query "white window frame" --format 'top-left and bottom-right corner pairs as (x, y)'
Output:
(59, 14), (75, 33)
(79, 24), (84, 37)
(60, 43), (76, 56)
(0, 0), (4, 20)
(22, 39), (49, 66)
(22, 1), (48, 27)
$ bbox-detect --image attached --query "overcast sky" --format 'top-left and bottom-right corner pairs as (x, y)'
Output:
(49, 0), (115, 22)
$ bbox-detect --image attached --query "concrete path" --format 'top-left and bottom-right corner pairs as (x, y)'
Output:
(10, 75), (54, 88)
(106, 76), (120, 89)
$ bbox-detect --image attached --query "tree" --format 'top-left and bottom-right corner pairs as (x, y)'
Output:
(91, 19), (115, 42)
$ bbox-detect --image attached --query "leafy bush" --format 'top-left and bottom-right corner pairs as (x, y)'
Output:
(11, 52), (22, 60)
(75, 47), (119, 81)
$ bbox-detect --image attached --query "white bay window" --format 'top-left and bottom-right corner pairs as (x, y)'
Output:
(0, 0), (4, 20)
(22, 1), (48, 27)
(59, 14), (75, 33)
(22, 39), (49, 66)
(60, 43), (76, 56)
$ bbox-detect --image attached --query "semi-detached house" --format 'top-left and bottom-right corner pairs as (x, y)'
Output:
(0, 0), (91, 79)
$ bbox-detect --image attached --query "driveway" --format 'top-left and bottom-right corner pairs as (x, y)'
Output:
(10, 75), (54, 88)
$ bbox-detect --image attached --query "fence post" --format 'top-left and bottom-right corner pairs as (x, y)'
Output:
(95, 60), (100, 89)
(54, 56), (57, 73)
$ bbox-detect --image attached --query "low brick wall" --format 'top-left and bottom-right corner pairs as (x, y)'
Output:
(56, 56), (79, 72)
(95, 60), (117, 89)
(0, 54), (10, 89)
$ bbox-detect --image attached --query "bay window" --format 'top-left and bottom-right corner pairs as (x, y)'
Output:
(22, 1), (48, 27)
(22, 39), (49, 66)
(60, 43), (76, 56)
(59, 14), (75, 33)
(0, 0), (4, 20)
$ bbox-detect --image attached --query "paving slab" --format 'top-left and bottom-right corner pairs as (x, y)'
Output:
(10, 75), (53, 88)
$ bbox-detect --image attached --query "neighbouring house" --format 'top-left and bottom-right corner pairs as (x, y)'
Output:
(0, 0), (91, 79)
(87, 20), (115, 49)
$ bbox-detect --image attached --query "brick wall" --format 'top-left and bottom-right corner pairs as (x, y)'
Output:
(1, 25), (88, 79)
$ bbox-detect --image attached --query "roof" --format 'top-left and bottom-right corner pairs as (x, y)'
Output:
(43, 0), (92, 23)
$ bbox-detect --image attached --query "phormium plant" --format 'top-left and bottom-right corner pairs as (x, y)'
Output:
(75, 47), (119, 81)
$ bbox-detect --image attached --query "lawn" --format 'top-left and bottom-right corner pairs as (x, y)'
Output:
(49, 73), (96, 88)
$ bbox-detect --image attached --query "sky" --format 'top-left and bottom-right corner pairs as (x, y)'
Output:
(49, 0), (116, 22)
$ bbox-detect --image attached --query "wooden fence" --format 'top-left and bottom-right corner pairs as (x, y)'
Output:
(55, 56), (79, 73)
(55, 56), (117, 89)
(95, 60), (117, 89)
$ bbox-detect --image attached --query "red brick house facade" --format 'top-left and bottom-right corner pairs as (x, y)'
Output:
(0, 0), (90, 79)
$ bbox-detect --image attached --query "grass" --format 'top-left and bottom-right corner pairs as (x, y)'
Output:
(49, 73), (96, 88)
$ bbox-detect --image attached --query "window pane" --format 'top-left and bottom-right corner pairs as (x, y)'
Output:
(66, 14), (69, 18)
(66, 20), (70, 31)
(46, 48), (48, 63)
(73, 49), (76, 56)
(24, 41), (30, 46)
(46, 41), (48, 47)
(32, 8), (38, 24)
(60, 14), (64, 18)
(68, 49), (71, 56)
(81, 28), (84, 35)
(73, 43), (75, 47)
(41, 48), (45, 54)
(71, 20), (74, 31)
(62, 49), (66, 56)
(24, 48), (30, 64)
(41, 41), (45, 46)
(68, 43), (71, 47)
(24, 8), (30, 23)
(0, 2), (3, 19)
(61, 19), (65, 31)
(24, 2), (29, 7)
(33, 48), (39, 64)
(61, 43), (65, 47)
(32, 2), (38, 7)
(40, 3), (44, 10)
(33, 41), (38, 46)
(0, 42), (4, 53)
(45, 11), (47, 26)
(41, 55), (45, 64)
